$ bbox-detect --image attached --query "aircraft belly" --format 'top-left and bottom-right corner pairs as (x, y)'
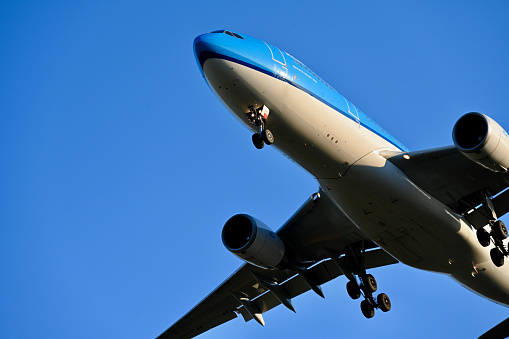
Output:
(319, 151), (489, 274)
(452, 261), (509, 306)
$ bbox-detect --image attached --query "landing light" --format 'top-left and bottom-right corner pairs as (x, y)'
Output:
(403, 154), (411, 160)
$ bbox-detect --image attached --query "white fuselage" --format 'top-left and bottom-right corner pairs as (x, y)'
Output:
(203, 58), (509, 306)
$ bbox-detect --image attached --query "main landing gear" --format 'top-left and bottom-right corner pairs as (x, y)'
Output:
(246, 105), (274, 149)
(346, 273), (391, 318)
(477, 220), (508, 267)
(475, 189), (508, 267)
(340, 244), (391, 319)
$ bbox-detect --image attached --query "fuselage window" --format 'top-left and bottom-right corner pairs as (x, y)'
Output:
(231, 32), (244, 39)
(211, 30), (244, 40)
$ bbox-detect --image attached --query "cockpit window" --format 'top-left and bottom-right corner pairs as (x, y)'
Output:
(211, 30), (244, 40)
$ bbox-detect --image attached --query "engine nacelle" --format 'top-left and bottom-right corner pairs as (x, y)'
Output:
(222, 214), (285, 269)
(453, 112), (509, 173)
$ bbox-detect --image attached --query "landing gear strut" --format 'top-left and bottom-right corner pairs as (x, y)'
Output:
(246, 105), (274, 149)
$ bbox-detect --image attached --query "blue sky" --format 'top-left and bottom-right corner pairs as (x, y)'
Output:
(1, 1), (509, 338)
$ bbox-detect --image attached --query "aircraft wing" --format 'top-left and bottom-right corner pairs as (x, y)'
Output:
(382, 146), (509, 228)
(157, 191), (398, 339)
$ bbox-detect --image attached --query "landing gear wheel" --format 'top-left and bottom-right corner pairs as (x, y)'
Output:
(377, 293), (391, 312)
(493, 220), (508, 241)
(346, 281), (361, 300)
(363, 274), (377, 293)
(262, 129), (274, 145)
(360, 300), (375, 319)
(477, 228), (491, 247)
(252, 133), (264, 149)
(490, 247), (505, 267)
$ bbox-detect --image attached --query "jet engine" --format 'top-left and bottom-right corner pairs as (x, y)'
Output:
(222, 214), (286, 269)
(453, 112), (509, 173)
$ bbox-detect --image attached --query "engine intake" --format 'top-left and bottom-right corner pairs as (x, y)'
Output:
(453, 112), (509, 172)
(222, 214), (286, 269)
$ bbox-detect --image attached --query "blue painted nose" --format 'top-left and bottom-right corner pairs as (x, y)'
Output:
(193, 33), (218, 71)
(193, 30), (249, 74)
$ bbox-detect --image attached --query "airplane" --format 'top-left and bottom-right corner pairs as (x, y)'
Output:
(157, 30), (509, 339)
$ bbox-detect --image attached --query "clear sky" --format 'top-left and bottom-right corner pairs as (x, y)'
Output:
(1, 1), (509, 338)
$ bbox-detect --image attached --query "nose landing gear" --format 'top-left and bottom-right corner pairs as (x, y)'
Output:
(246, 105), (274, 149)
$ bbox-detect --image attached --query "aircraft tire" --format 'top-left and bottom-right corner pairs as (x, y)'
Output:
(476, 228), (491, 247)
(493, 220), (508, 241)
(360, 300), (375, 319)
(252, 133), (264, 149)
(490, 248), (505, 267)
(262, 129), (274, 145)
(377, 293), (391, 312)
(346, 281), (361, 300)
(363, 274), (377, 293)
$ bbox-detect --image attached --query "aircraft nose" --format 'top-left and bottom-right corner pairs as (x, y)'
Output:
(193, 33), (221, 72)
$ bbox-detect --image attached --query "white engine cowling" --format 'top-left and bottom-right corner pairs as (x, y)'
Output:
(222, 214), (285, 269)
(453, 112), (509, 173)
